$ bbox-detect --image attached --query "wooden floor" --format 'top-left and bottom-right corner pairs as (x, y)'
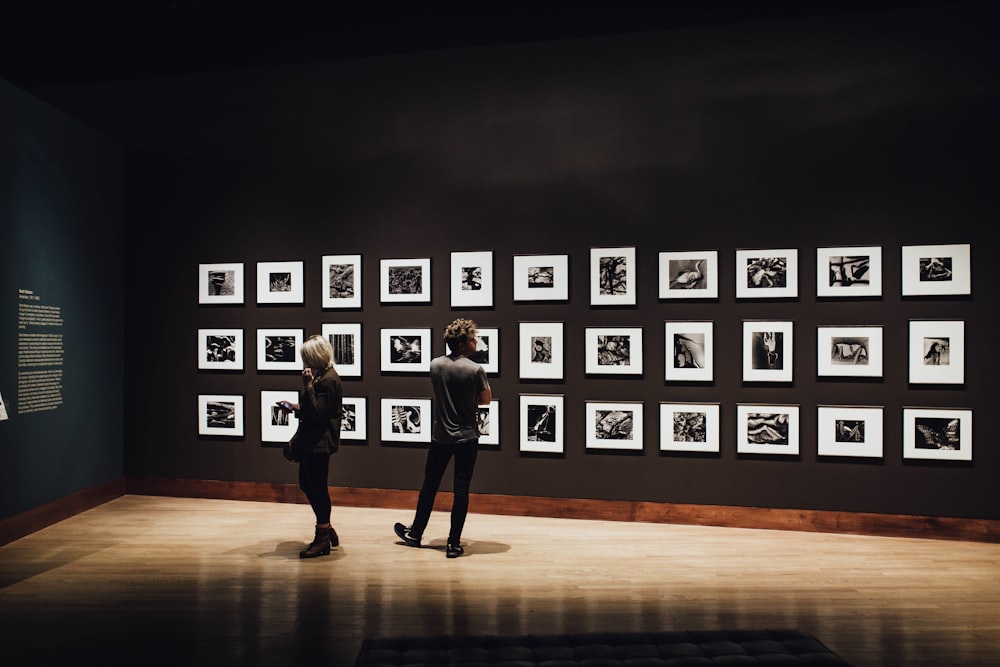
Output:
(0, 496), (997, 666)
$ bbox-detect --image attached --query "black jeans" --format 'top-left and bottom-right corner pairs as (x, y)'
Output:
(298, 452), (332, 525)
(411, 440), (478, 544)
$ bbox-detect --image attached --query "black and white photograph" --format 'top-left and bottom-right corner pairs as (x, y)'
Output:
(816, 246), (882, 297)
(817, 326), (884, 378)
(468, 327), (499, 374)
(322, 254), (361, 309)
(742, 321), (794, 382)
(260, 390), (299, 444)
(901, 243), (972, 296)
(450, 250), (493, 307)
(477, 400), (500, 446)
(321, 322), (362, 377)
(380, 327), (431, 373)
(198, 394), (245, 437)
(519, 322), (564, 380)
(198, 262), (244, 304)
(256, 328), (303, 371)
(664, 321), (714, 382)
(737, 404), (800, 455)
(659, 402), (720, 453)
(590, 247), (636, 305)
(585, 401), (643, 450)
(198, 328), (243, 371)
(519, 394), (564, 453)
(658, 251), (719, 299)
(256, 260), (304, 304)
(513, 254), (570, 301)
(908, 320), (965, 384)
(817, 406), (883, 458)
(736, 249), (799, 299)
(340, 397), (367, 441)
(380, 257), (431, 303)
(903, 407), (972, 461)
(584, 327), (643, 375)
(380, 398), (432, 443)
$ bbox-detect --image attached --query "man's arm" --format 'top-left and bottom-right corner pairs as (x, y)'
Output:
(477, 383), (492, 406)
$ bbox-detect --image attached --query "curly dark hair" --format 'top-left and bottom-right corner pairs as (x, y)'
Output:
(443, 318), (477, 353)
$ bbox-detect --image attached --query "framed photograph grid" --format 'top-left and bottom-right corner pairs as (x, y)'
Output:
(198, 394), (245, 437)
(817, 325), (883, 378)
(519, 322), (564, 380)
(260, 390), (299, 443)
(322, 322), (362, 377)
(520, 394), (564, 453)
(585, 401), (643, 450)
(816, 246), (882, 297)
(901, 243), (971, 296)
(381, 328), (431, 373)
(737, 404), (800, 455)
(742, 321), (794, 383)
(477, 400), (500, 446)
(736, 249), (798, 299)
(380, 398), (432, 443)
(340, 397), (368, 441)
(908, 320), (964, 384)
(257, 328), (303, 371)
(664, 321), (713, 382)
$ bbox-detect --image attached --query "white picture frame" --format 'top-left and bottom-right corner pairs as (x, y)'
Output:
(742, 320), (794, 383)
(322, 322), (362, 377)
(380, 398), (432, 443)
(737, 404), (800, 455)
(340, 396), (368, 441)
(816, 246), (882, 297)
(198, 394), (245, 437)
(658, 250), (719, 299)
(450, 251), (493, 307)
(908, 320), (965, 384)
(256, 260), (304, 304)
(198, 328), (244, 371)
(322, 254), (362, 309)
(519, 394), (564, 453)
(901, 243), (971, 296)
(468, 326), (499, 374)
(513, 254), (570, 301)
(664, 321), (713, 382)
(584, 327), (643, 375)
(380, 257), (431, 303)
(477, 400), (500, 446)
(380, 327), (432, 373)
(816, 405), (883, 458)
(256, 328), (303, 371)
(519, 322), (564, 380)
(590, 246), (637, 306)
(736, 249), (799, 299)
(903, 407), (972, 461)
(198, 262), (244, 304)
(659, 402), (720, 453)
(585, 401), (643, 450)
(260, 390), (299, 443)
(817, 325), (884, 378)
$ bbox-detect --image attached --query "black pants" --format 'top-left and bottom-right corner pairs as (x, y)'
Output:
(411, 440), (478, 544)
(298, 452), (332, 525)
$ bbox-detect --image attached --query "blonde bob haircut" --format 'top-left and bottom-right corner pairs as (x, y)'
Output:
(300, 334), (334, 371)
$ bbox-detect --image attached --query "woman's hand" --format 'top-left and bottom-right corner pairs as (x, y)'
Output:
(301, 367), (314, 388)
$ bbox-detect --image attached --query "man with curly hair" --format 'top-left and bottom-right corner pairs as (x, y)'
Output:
(395, 318), (492, 558)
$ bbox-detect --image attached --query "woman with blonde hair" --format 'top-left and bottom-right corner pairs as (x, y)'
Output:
(278, 334), (343, 558)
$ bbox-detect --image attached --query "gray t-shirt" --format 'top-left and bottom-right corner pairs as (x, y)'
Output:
(429, 353), (489, 444)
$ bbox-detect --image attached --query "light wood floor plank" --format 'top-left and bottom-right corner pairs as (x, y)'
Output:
(0, 495), (997, 666)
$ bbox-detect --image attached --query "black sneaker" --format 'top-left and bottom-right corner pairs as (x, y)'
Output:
(446, 542), (464, 558)
(394, 522), (421, 547)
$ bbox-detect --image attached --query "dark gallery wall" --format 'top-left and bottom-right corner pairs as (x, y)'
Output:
(0, 80), (124, 521)
(110, 4), (998, 519)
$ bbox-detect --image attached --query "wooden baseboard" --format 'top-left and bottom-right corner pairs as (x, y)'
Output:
(124, 477), (1000, 543)
(0, 477), (126, 547)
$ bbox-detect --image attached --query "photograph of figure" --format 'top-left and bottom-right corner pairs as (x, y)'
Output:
(268, 271), (292, 293)
(527, 404), (557, 442)
(328, 262), (355, 299)
(746, 412), (789, 445)
(919, 256), (953, 282)
(830, 336), (869, 365)
(835, 419), (865, 443)
(674, 333), (705, 369)
(531, 336), (552, 364)
(923, 337), (950, 365)
(206, 400), (237, 429)
(752, 331), (783, 370)
(527, 265), (554, 288)
(265, 335), (297, 363)
(746, 256), (787, 289)
(388, 266), (423, 295)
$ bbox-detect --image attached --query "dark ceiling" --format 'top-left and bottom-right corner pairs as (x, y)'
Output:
(1, 1), (970, 90)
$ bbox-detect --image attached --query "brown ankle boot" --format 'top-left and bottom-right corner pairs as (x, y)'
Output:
(299, 526), (332, 559)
